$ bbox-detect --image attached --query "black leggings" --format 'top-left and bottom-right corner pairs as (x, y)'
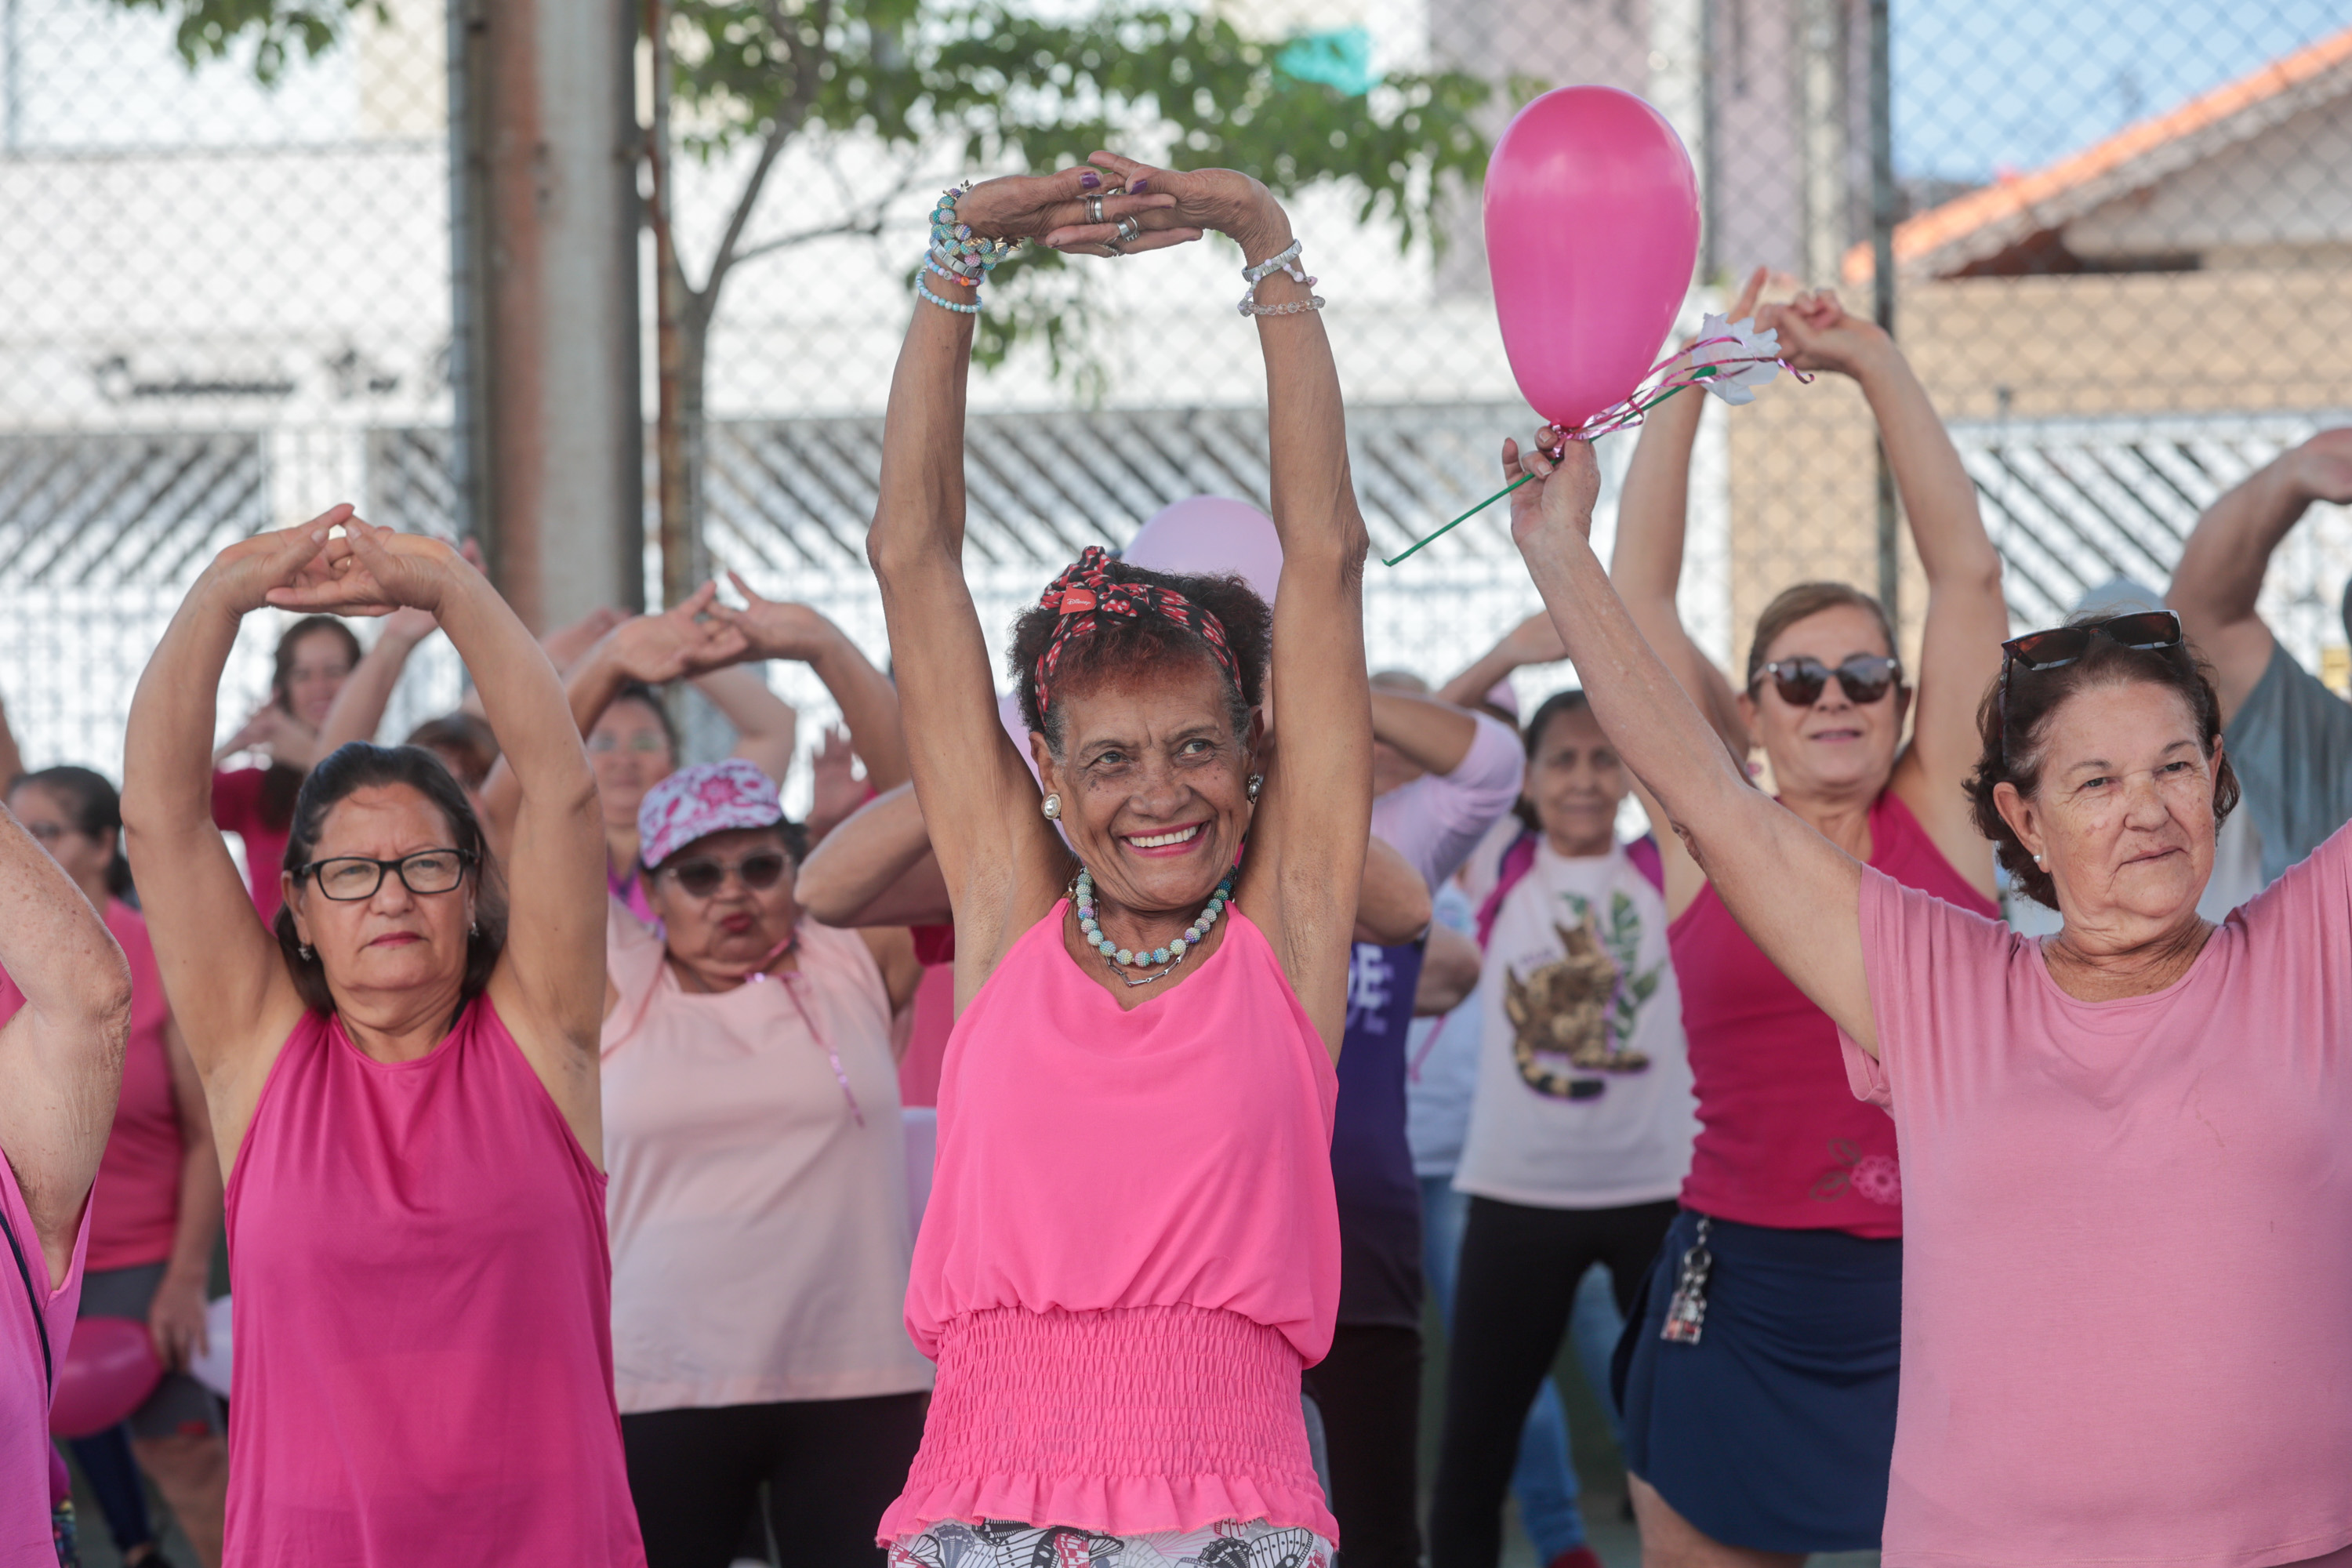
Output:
(1427, 1196), (1678, 1568)
(1301, 1322), (1422, 1568)
(621, 1392), (928, 1568)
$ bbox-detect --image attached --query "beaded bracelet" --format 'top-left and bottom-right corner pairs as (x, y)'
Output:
(1238, 238), (1325, 318)
(915, 274), (982, 316)
(929, 183), (1018, 285)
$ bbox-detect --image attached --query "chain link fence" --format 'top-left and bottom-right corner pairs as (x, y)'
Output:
(3, 0), (2348, 817)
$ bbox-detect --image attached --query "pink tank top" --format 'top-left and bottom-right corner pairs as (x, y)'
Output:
(1671, 789), (1994, 1236)
(880, 902), (1341, 1544)
(1, 1149), (85, 1563)
(223, 996), (645, 1565)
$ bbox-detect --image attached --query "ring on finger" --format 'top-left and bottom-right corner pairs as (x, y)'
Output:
(1085, 194), (1105, 226)
(1114, 215), (1141, 244)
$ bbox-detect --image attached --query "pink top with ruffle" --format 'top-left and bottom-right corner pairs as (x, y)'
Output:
(878, 899), (1341, 1544)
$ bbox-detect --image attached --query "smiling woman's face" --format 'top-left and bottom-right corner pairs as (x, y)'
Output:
(1035, 657), (1257, 919)
(285, 783), (475, 1008)
(1739, 603), (1908, 801)
(1996, 679), (2216, 935)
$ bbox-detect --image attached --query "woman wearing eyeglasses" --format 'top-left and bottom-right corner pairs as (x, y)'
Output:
(1599, 281), (2008, 1563)
(121, 512), (646, 1564)
(1513, 403), (2352, 1564)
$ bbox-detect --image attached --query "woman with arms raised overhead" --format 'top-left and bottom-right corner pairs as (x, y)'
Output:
(866, 153), (1370, 1567)
(1508, 418), (2352, 1568)
(1600, 281), (2007, 1566)
(121, 512), (644, 1566)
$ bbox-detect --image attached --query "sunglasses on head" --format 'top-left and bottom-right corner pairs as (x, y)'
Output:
(1996, 610), (2184, 764)
(1751, 654), (1902, 708)
(659, 849), (789, 899)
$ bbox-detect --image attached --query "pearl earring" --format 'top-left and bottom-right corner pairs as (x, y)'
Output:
(1042, 793), (1062, 821)
(2032, 853), (2045, 867)
(1246, 774), (1262, 804)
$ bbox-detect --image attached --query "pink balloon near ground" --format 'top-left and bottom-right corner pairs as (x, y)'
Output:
(49, 1316), (165, 1439)
(1485, 85), (1701, 431)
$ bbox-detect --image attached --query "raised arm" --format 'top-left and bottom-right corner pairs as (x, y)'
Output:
(688, 666), (799, 787)
(1370, 688), (1479, 776)
(711, 579), (909, 793)
(1610, 267), (1766, 755)
(273, 522), (611, 1151)
(1512, 433), (1875, 1051)
(1083, 153), (1373, 1042)
(1764, 291), (2005, 895)
(2169, 429), (2352, 720)
(478, 589), (750, 851)
(0, 800), (132, 1279)
(124, 516), (349, 1126)
(866, 166), (1182, 984)
(793, 782), (950, 929)
(317, 606), (437, 753)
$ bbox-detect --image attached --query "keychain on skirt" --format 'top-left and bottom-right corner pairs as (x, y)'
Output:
(1660, 1216), (1713, 1344)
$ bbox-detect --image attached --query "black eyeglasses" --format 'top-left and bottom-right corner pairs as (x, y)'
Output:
(659, 849), (790, 899)
(1997, 610), (2184, 763)
(1751, 654), (1902, 708)
(298, 848), (477, 902)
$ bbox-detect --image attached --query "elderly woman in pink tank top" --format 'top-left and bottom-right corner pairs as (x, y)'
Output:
(1510, 424), (2352, 1568)
(0, 793), (132, 1559)
(866, 156), (1370, 1567)
(122, 514), (644, 1566)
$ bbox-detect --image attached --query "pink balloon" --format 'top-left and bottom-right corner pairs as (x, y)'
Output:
(1485, 86), (1700, 431)
(49, 1316), (164, 1439)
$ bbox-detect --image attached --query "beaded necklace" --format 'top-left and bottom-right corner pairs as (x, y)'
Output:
(1073, 867), (1235, 988)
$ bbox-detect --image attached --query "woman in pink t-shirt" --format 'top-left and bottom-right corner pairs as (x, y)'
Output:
(122, 512), (644, 1565)
(0, 786), (132, 1563)
(1601, 282), (2008, 1560)
(866, 158), (1370, 1566)
(1507, 415), (2352, 1566)
(6, 767), (227, 1566)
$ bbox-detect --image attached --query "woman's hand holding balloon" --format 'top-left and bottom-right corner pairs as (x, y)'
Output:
(1505, 428), (1603, 554)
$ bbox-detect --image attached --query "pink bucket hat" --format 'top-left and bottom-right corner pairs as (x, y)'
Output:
(637, 758), (783, 871)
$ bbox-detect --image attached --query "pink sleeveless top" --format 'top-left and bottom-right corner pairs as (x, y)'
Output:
(880, 902), (1341, 1544)
(1671, 789), (1994, 1236)
(223, 996), (645, 1566)
(2, 1150), (86, 1563)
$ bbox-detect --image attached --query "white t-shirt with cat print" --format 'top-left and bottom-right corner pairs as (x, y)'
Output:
(1454, 838), (1697, 1209)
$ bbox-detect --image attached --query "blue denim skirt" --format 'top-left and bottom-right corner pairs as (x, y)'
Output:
(1614, 1207), (1901, 1552)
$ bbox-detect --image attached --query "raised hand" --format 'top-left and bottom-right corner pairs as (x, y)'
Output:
(212, 700), (307, 766)
(1755, 289), (1889, 378)
(540, 605), (630, 674)
(263, 517), (469, 619)
(1505, 427), (1603, 550)
(954, 165), (1190, 258)
(806, 725), (868, 837)
(603, 583), (751, 684)
(711, 573), (847, 665)
(1057, 151), (1285, 259)
(207, 505), (354, 615)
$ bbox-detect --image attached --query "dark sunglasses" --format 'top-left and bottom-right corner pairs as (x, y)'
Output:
(1751, 654), (1902, 707)
(660, 849), (789, 899)
(299, 848), (476, 902)
(1997, 610), (2184, 763)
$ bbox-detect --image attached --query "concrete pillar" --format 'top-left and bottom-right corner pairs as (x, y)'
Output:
(448, 0), (642, 631)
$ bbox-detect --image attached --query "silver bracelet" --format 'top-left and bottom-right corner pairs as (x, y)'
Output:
(1237, 239), (1322, 317)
